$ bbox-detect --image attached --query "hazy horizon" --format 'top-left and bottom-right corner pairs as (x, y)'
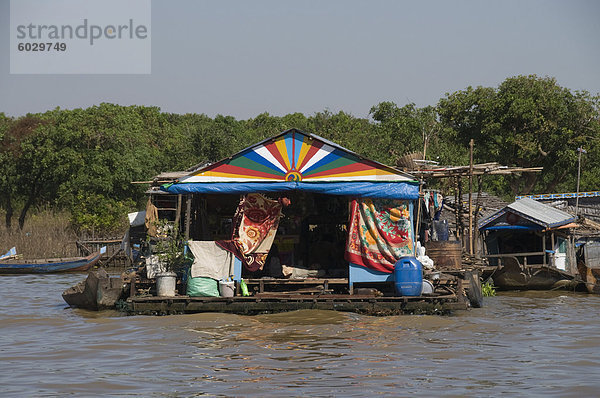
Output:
(1, 0), (599, 119)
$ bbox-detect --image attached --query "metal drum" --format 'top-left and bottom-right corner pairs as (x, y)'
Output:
(424, 241), (463, 269)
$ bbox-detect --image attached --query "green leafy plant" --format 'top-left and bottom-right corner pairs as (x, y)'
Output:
(482, 281), (496, 297)
(151, 220), (188, 273)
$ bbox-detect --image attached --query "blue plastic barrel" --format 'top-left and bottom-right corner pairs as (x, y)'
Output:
(394, 256), (423, 296)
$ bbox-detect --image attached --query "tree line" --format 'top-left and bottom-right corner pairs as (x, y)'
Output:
(1, 75), (598, 233)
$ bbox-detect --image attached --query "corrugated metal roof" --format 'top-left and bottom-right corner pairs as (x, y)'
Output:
(478, 197), (577, 230)
(507, 197), (576, 228)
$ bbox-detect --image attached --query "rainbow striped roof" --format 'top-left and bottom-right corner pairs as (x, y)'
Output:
(179, 129), (416, 184)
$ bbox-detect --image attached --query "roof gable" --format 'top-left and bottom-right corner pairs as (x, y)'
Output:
(179, 129), (416, 184)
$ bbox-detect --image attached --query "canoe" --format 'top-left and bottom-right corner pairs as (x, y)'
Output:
(0, 252), (101, 274)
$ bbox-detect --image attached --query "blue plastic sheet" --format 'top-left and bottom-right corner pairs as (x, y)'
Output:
(480, 225), (542, 231)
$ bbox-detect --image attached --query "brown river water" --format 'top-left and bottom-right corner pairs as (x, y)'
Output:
(1, 273), (599, 397)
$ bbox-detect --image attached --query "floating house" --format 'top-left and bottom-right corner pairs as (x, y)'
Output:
(66, 129), (481, 314)
(157, 128), (420, 294)
(478, 197), (579, 290)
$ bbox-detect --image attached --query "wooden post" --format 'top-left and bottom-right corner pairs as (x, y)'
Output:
(454, 176), (460, 239)
(415, 179), (423, 242)
(174, 194), (182, 230)
(457, 176), (463, 239)
(473, 175), (483, 258)
(550, 232), (555, 268)
(468, 139), (474, 255)
(184, 195), (192, 240)
(576, 147), (584, 217)
(542, 232), (547, 266)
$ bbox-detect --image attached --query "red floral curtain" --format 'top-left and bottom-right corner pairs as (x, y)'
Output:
(345, 198), (414, 273)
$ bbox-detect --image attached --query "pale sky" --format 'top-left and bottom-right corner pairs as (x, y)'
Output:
(1, 0), (599, 119)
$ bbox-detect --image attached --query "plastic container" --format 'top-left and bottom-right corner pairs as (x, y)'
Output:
(219, 281), (235, 297)
(156, 271), (177, 297)
(393, 257), (423, 296)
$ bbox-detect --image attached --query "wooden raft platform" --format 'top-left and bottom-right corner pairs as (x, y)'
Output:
(121, 293), (468, 316)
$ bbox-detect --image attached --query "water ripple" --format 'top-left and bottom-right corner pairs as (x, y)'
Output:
(1, 276), (600, 396)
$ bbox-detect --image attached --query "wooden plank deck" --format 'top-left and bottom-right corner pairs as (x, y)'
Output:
(122, 293), (468, 316)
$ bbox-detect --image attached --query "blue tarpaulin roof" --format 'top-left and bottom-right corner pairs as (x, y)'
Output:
(161, 129), (419, 200)
(163, 181), (419, 199)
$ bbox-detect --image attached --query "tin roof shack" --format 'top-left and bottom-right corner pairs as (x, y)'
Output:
(478, 197), (581, 290)
(121, 129), (478, 315)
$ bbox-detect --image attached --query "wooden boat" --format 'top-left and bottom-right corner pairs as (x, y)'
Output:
(0, 252), (101, 274)
(577, 240), (600, 294)
(577, 261), (600, 294)
(479, 198), (582, 291)
(62, 268), (127, 310)
(488, 255), (579, 290)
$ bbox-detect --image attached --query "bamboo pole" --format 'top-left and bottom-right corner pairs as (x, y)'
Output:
(468, 139), (474, 255)
(575, 147), (585, 217)
(455, 176), (461, 239)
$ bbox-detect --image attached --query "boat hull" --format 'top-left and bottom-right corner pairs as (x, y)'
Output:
(577, 261), (600, 294)
(62, 268), (126, 310)
(0, 252), (101, 274)
(491, 257), (578, 290)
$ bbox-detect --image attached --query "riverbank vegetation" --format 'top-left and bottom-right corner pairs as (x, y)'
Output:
(0, 208), (78, 258)
(1, 75), (599, 243)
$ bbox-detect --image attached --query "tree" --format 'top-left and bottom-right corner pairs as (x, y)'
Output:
(438, 75), (600, 195)
(0, 113), (16, 228)
(369, 101), (468, 167)
(0, 115), (54, 229)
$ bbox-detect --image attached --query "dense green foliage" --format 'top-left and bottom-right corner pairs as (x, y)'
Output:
(0, 75), (598, 233)
(438, 75), (600, 195)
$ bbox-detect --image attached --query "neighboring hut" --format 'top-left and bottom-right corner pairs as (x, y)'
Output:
(513, 191), (600, 293)
(517, 191), (600, 223)
(157, 129), (420, 294)
(478, 197), (579, 290)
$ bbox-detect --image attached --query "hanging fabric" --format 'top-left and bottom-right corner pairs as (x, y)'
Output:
(345, 198), (414, 273)
(217, 193), (282, 272)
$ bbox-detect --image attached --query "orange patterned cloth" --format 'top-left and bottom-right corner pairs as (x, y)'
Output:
(218, 193), (282, 272)
(345, 198), (414, 273)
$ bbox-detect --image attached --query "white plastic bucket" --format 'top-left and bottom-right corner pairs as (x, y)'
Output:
(156, 271), (177, 297)
(219, 281), (235, 297)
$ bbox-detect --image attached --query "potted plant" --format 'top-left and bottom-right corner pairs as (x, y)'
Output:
(152, 222), (188, 297)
